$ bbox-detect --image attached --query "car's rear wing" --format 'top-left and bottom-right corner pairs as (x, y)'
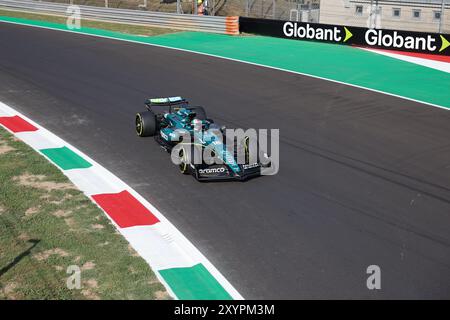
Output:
(145, 96), (188, 108)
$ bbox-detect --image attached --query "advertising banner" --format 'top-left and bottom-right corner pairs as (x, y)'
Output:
(239, 17), (450, 56)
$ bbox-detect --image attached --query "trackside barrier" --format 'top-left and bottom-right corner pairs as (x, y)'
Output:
(239, 16), (450, 56)
(0, 0), (239, 35)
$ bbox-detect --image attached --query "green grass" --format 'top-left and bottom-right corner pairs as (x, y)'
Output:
(0, 9), (177, 36)
(0, 127), (169, 299)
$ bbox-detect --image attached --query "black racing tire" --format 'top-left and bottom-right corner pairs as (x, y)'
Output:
(190, 106), (207, 120)
(236, 136), (251, 165)
(178, 145), (191, 175)
(136, 111), (157, 137)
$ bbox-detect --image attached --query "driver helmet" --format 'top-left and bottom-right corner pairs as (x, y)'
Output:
(191, 118), (204, 129)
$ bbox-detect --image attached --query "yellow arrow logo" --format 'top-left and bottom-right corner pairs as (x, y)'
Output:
(440, 35), (450, 52)
(344, 27), (353, 42)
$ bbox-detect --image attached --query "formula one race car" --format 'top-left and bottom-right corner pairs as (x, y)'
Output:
(135, 97), (268, 181)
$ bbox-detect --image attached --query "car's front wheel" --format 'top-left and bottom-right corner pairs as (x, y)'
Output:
(178, 145), (191, 174)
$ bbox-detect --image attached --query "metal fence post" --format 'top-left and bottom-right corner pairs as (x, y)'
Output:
(308, 2), (311, 22)
(369, 0), (374, 28)
(439, 0), (445, 33)
(262, 0), (264, 18)
(272, 0), (275, 19)
(376, 0), (380, 29)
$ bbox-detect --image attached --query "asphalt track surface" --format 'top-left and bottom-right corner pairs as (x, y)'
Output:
(1, 22), (450, 299)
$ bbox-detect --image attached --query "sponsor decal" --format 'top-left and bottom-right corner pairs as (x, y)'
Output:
(283, 22), (353, 43)
(160, 131), (169, 141)
(239, 17), (450, 56)
(362, 30), (450, 53)
(365, 29), (437, 51)
(242, 163), (259, 170)
(198, 167), (227, 175)
(150, 96), (183, 104)
(439, 35), (450, 53)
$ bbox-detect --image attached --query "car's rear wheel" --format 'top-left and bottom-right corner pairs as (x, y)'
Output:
(136, 111), (157, 137)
